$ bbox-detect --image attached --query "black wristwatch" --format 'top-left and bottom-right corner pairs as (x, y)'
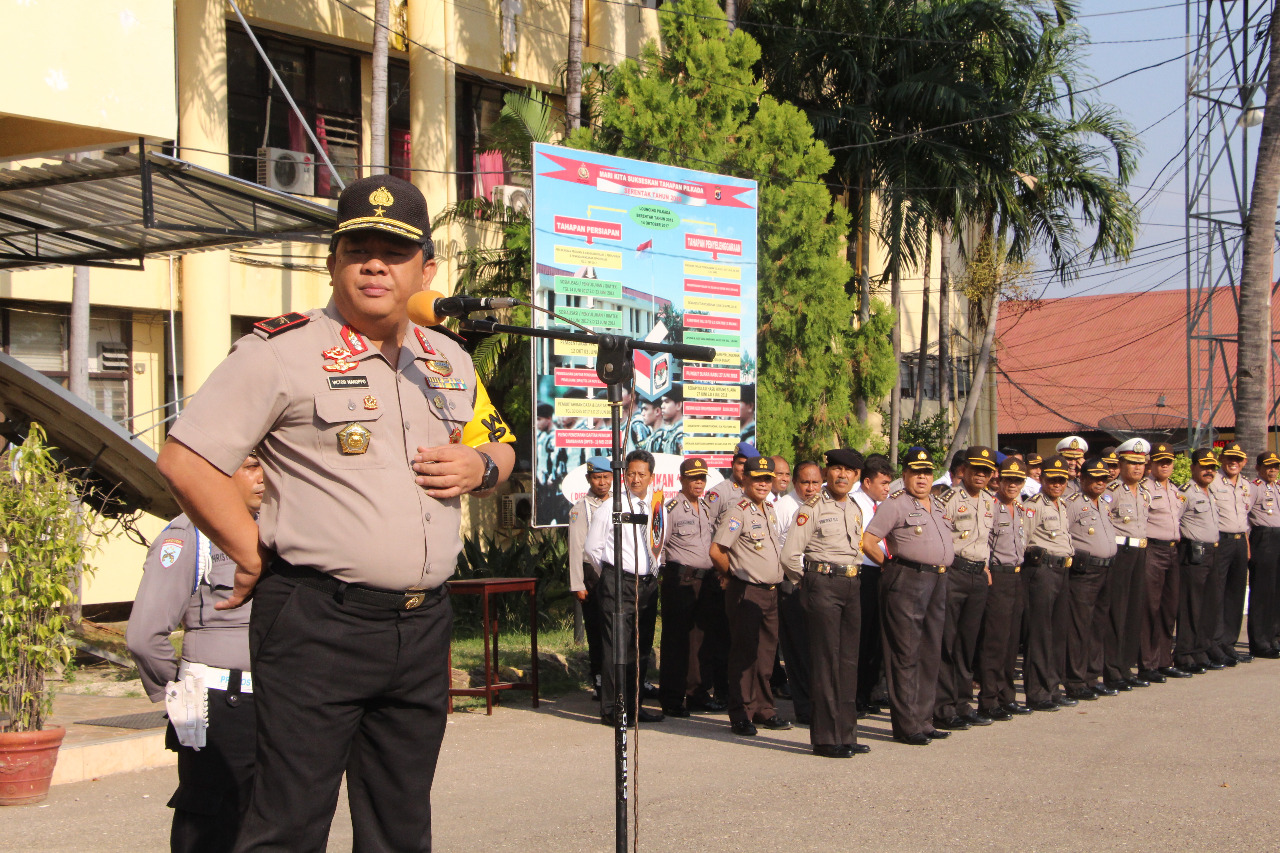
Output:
(474, 450), (499, 492)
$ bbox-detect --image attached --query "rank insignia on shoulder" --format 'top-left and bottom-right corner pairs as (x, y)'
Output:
(414, 327), (438, 355)
(737, 499), (751, 509)
(666, 498), (678, 511)
(804, 494), (820, 507)
(889, 489), (905, 498)
(254, 312), (309, 338)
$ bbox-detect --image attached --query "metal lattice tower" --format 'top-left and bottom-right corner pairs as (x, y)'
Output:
(1185, 0), (1275, 449)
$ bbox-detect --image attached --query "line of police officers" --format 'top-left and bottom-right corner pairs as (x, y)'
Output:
(572, 434), (1280, 758)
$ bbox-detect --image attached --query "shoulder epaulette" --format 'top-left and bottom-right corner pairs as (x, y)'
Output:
(1179, 482), (1193, 492)
(253, 312), (309, 338)
(804, 494), (820, 507)
(889, 488), (905, 499)
(1027, 493), (1045, 505)
(940, 487), (957, 502)
(1106, 480), (1121, 491)
(416, 323), (468, 347)
(665, 497), (678, 511)
(1067, 493), (1082, 502)
(1256, 478), (1264, 485)
(737, 499), (751, 509)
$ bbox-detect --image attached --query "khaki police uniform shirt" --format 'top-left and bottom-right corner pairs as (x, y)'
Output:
(168, 300), (514, 591)
(864, 490), (955, 568)
(1064, 492), (1118, 559)
(1106, 479), (1151, 539)
(1249, 478), (1280, 528)
(707, 478), (744, 523)
(663, 493), (715, 570)
(1024, 493), (1075, 558)
(779, 487), (864, 581)
(713, 499), (784, 585)
(1209, 472), (1251, 534)
(125, 515), (251, 702)
(1145, 477), (1186, 542)
(568, 493), (608, 592)
(938, 485), (995, 563)
(1180, 482), (1220, 543)
(988, 498), (1029, 566)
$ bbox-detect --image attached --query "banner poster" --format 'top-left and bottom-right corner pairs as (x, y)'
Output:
(530, 143), (758, 527)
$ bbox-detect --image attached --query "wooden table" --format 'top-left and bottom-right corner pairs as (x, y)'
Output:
(446, 577), (539, 715)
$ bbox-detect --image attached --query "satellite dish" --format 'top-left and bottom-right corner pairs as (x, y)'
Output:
(0, 352), (179, 519)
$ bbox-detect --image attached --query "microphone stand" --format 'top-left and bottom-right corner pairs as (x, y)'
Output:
(465, 316), (714, 853)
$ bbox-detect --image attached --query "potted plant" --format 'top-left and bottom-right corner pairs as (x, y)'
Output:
(0, 424), (92, 805)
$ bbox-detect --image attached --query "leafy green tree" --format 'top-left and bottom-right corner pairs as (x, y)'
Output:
(569, 0), (896, 457)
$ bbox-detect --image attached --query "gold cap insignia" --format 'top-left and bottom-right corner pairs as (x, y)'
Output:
(369, 186), (395, 216)
(918, 451), (926, 460)
(981, 449), (989, 457)
(1070, 439), (1080, 449)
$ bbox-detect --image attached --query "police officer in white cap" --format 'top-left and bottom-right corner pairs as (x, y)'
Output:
(1101, 438), (1152, 691)
(1055, 436), (1089, 494)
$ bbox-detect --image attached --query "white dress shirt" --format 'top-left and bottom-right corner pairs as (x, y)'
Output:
(584, 488), (662, 576)
(774, 490), (803, 546)
(851, 483), (880, 567)
(1020, 478), (1042, 501)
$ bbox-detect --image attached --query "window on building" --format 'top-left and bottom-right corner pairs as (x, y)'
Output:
(456, 77), (511, 203)
(2, 304), (132, 424)
(388, 60), (412, 182)
(899, 354), (976, 402)
(227, 27), (362, 199)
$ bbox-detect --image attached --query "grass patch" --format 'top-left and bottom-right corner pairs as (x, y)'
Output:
(448, 626), (589, 711)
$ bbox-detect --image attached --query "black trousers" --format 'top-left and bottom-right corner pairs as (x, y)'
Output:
(658, 564), (702, 710)
(725, 577), (779, 724)
(1022, 561), (1068, 704)
(1140, 542), (1179, 671)
(581, 584), (603, 683)
(856, 565), (883, 707)
(597, 566), (659, 718)
(1065, 562), (1107, 691)
(936, 567), (988, 719)
(1100, 545), (1143, 683)
(801, 572), (861, 747)
(693, 575), (730, 699)
(235, 571), (451, 853)
(1175, 543), (1215, 667)
(978, 569), (1023, 710)
(168, 687), (256, 853)
(776, 579), (812, 719)
(1248, 527), (1280, 653)
(1212, 534), (1248, 659)
(880, 561), (946, 739)
(1121, 545), (1148, 675)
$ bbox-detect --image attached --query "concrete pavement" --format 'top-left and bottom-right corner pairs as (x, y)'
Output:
(4, 657), (1278, 852)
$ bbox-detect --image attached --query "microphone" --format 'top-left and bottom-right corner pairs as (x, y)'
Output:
(407, 290), (520, 326)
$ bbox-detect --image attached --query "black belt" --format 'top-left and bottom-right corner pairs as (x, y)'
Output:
(804, 558), (860, 577)
(1220, 532), (1245, 540)
(1038, 554), (1072, 569)
(989, 562), (1022, 574)
(602, 562), (659, 584)
(1147, 539), (1178, 549)
(730, 575), (778, 590)
(272, 559), (445, 611)
(891, 556), (947, 574)
(1253, 526), (1280, 537)
(951, 556), (986, 574)
(1077, 555), (1114, 569)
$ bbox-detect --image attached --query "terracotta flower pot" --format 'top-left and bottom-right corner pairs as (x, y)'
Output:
(0, 726), (66, 806)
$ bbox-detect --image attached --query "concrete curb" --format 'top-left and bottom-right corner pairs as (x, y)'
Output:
(51, 730), (173, 786)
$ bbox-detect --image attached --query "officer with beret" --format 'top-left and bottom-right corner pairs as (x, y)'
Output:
(1021, 456), (1077, 710)
(862, 447), (954, 746)
(934, 447), (998, 731)
(781, 448), (869, 757)
(1062, 459), (1119, 701)
(711, 456), (791, 736)
(978, 457), (1032, 719)
(158, 174), (517, 850)
(1056, 436), (1089, 494)
(1139, 443), (1191, 681)
(569, 456), (613, 698)
(1247, 451), (1280, 658)
(659, 457), (718, 716)
(1210, 441), (1253, 664)
(1100, 438), (1153, 692)
(1175, 449), (1222, 674)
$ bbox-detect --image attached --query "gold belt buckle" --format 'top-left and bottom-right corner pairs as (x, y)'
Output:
(1064, 557), (1073, 568)
(1139, 538), (1148, 548)
(404, 592), (425, 610)
(843, 566), (859, 578)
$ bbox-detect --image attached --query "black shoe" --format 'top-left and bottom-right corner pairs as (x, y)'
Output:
(1028, 699), (1059, 712)
(894, 733), (931, 746)
(662, 705), (690, 718)
(774, 684), (792, 700)
(1234, 651), (1254, 663)
(1204, 660), (1226, 670)
(924, 729), (950, 740)
(1094, 683), (1120, 696)
(1004, 702), (1034, 716)
(1161, 666), (1193, 678)
(642, 681), (661, 699)
(933, 715), (970, 731)
(1054, 694), (1080, 707)
(637, 708), (665, 723)
(1138, 669), (1167, 684)
(1126, 676), (1150, 688)
(1102, 681), (1130, 693)
(688, 696), (728, 712)
(1067, 687), (1098, 701)
(1253, 648), (1280, 659)
(757, 716), (793, 731)
(961, 711), (995, 727)
(813, 744), (850, 758)
(981, 707), (1013, 722)
(730, 720), (757, 737)
(847, 743), (871, 755)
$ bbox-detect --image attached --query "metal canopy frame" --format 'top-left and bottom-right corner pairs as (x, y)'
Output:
(1185, 0), (1280, 448)
(0, 145), (336, 271)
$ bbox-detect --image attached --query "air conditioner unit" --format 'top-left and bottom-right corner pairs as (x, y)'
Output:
(257, 147), (315, 195)
(493, 184), (531, 216)
(499, 492), (532, 529)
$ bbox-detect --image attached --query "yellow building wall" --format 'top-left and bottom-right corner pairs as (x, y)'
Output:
(0, 0), (176, 159)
